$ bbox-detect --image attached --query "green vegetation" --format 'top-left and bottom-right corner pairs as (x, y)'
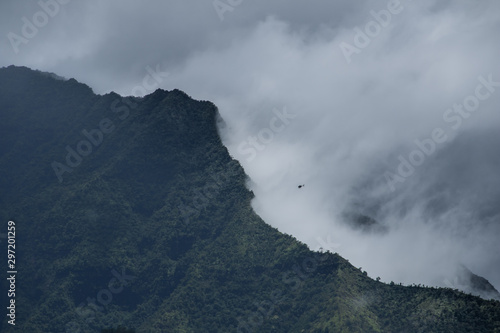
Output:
(101, 326), (136, 333)
(0, 65), (499, 332)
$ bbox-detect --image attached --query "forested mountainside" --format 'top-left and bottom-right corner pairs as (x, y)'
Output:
(1, 66), (499, 332)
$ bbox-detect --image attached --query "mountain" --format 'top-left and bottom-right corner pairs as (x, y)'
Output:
(1, 65), (500, 332)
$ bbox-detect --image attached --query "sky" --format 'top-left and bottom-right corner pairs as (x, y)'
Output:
(1, 0), (500, 297)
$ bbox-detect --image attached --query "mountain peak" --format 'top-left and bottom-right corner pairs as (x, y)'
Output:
(0, 65), (94, 97)
(1, 66), (500, 332)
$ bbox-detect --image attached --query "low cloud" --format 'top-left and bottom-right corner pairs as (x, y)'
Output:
(1, 0), (499, 295)
(167, 3), (500, 293)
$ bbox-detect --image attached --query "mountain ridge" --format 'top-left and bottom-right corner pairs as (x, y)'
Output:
(1, 65), (500, 332)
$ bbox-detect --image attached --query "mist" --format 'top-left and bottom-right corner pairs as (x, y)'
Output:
(167, 3), (500, 295)
(1, 0), (499, 297)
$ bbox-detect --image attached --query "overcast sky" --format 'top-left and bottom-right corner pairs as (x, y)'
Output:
(1, 0), (500, 296)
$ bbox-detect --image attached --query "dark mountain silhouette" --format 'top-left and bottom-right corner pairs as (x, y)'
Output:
(1, 65), (499, 332)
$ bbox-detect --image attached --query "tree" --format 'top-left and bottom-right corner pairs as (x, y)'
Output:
(101, 326), (135, 333)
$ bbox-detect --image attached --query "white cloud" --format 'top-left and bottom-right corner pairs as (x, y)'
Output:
(167, 6), (500, 292)
(1, 0), (499, 296)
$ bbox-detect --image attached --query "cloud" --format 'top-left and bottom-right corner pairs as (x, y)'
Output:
(165, 2), (500, 292)
(1, 0), (499, 295)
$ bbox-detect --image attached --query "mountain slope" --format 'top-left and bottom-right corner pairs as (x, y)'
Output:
(1, 65), (499, 332)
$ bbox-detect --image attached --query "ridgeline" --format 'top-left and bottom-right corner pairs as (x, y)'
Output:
(1, 65), (499, 332)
